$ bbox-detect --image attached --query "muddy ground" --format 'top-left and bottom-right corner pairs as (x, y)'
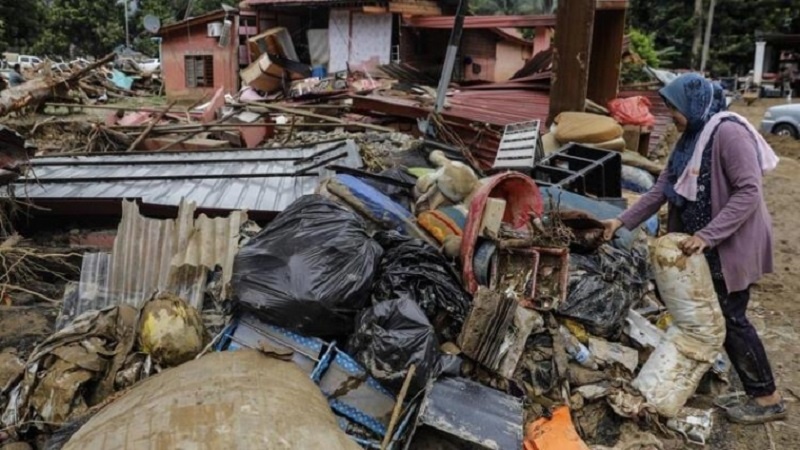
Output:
(2, 98), (800, 449)
(711, 98), (800, 450)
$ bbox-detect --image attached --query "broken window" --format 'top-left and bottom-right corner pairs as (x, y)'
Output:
(185, 55), (214, 88)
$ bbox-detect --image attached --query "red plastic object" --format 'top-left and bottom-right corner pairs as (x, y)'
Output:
(608, 96), (656, 127)
(461, 172), (544, 294)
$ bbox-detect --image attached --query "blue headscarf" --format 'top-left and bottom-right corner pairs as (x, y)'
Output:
(659, 73), (726, 206)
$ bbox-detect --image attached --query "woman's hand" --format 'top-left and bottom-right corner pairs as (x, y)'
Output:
(679, 235), (709, 255)
(600, 218), (623, 242)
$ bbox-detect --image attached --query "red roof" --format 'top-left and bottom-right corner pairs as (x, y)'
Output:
(352, 85), (670, 170)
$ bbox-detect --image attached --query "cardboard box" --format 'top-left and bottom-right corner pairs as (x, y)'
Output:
(240, 53), (284, 93)
(247, 27), (298, 61)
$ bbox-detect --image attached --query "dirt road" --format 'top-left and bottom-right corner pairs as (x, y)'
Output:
(717, 99), (800, 449)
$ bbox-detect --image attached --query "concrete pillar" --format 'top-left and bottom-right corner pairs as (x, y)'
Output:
(754, 41), (766, 85)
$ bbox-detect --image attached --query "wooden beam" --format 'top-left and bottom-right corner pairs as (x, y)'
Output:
(587, 8), (626, 107)
(389, 2), (442, 16)
(548, 0), (595, 124)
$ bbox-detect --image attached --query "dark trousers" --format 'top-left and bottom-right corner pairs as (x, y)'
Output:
(713, 279), (777, 397)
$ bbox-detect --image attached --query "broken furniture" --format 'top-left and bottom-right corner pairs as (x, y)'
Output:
(461, 172), (544, 294)
(458, 288), (543, 379)
(491, 120), (544, 173)
(406, 376), (524, 450)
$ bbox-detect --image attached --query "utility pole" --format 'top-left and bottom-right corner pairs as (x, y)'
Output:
(125, 0), (130, 48)
(691, 0), (704, 70)
(700, 0), (717, 74)
(118, 0), (131, 48)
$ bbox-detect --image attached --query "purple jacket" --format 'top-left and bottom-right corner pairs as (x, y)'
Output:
(619, 121), (774, 293)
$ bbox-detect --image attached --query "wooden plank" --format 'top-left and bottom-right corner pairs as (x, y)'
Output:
(548, 0), (595, 125)
(587, 8), (626, 107)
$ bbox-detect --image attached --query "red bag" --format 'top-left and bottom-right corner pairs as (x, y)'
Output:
(608, 96), (656, 127)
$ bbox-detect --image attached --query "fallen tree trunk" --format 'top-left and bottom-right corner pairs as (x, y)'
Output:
(0, 53), (116, 118)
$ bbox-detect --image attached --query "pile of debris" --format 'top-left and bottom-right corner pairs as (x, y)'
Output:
(0, 77), (735, 449)
(0, 20), (732, 450)
(0, 53), (161, 120)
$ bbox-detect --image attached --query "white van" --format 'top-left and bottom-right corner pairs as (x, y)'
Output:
(17, 55), (43, 70)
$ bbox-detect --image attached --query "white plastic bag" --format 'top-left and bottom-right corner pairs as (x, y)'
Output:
(649, 233), (725, 361)
(632, 327), (712, 418)
(633, 233), (726, 417)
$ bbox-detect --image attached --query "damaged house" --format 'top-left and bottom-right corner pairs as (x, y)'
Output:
(158, 9), (258, 100)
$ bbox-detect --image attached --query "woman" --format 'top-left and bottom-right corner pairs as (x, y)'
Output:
(603, 73), (785, 424)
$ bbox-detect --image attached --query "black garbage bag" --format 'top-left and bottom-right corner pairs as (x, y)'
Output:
(348, 297), (441, 394)
(232, 195), (383, 337)
(556, 242), (648, 339)
(372, 231), (472, 341)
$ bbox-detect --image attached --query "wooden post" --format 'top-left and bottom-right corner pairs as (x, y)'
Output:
(548, 0), (596, 125)
(587, 7), (627, 107)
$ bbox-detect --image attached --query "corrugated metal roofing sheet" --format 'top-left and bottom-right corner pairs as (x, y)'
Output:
(62, 200), (247, 326)
(353, 88), (670, 169)
(7, 140), (362, 216)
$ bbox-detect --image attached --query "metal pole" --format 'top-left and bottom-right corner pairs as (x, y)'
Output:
(433, 0), (467, 115)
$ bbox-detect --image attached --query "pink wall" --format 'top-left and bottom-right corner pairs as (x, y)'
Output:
(161, 17), (240, 101)
(495, 40), (530, 81)
(533, 27), (553, 56)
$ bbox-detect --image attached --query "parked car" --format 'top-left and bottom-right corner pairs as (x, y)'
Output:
(761, 103), (800, 139)
(138, 59), (160, 73)
(16, 55), (43, 70)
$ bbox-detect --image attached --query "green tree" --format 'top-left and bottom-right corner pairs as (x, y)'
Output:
(628, 29), (660, 67)
(469, 0), (555, 16)
(174, 0), (239, 19)
(629, 0), (800, 75)
(132, 0), (179, 56)
(0, 1), (46, 53)
(33, 0), (125, 58)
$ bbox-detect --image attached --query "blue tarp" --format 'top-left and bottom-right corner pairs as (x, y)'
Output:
(331, 174), (413, 234)
(109, 69), (134, 90)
